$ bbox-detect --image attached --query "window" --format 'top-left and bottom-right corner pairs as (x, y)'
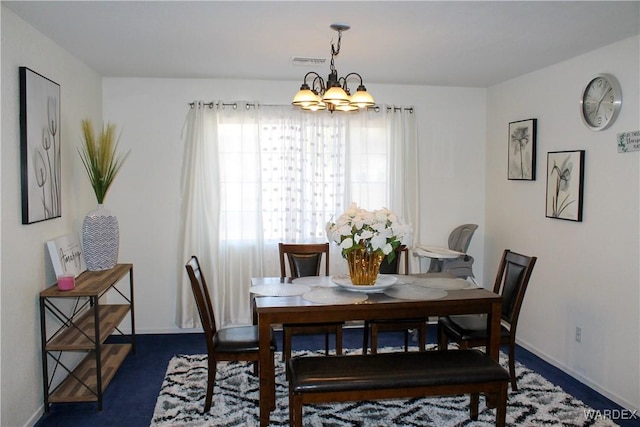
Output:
(217, 108), (390, 243)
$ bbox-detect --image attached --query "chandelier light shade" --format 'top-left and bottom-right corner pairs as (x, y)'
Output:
(292, 24), (375, 112)
(291, 87), (320, 108)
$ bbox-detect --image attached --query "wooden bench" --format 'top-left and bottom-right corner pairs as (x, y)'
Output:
(287, 349), (510, 427)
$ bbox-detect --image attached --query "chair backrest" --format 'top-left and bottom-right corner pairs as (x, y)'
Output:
(492, 249), (537, 329)
(448, 224), (479, 253)
(279, 243), (330, 278)
(379, 245), (409, 274)
(185, 256), (217, 340)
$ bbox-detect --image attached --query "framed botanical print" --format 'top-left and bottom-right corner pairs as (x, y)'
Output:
(546, 150), (585, 222)
(508, 119), (537, 180)
(20, 67), (61, 224)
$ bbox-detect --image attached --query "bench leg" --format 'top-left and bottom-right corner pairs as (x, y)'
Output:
(289, 392), (303, 427)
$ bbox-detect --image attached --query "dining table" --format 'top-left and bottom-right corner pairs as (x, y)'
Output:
(251, 274), (502, 427)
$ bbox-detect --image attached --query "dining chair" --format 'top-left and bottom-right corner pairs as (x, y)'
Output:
(427, 223), (478, 278)
(185, 255), (276, 412)
(362, 246), (428, 354)
(279, 243), (343, 365)
(437, 249), (537, 390)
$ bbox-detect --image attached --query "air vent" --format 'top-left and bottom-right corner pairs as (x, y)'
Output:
(291, 57), (327, 67)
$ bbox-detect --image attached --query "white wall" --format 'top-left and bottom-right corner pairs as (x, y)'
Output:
(1, 6), (103, 427)
(485, 36), (640, 410)
(101, 78), (487, 333)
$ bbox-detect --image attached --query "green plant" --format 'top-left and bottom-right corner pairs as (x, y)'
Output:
(78, 119), (130, 204)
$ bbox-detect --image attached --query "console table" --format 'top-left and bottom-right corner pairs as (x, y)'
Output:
(39, 263), (135, 411)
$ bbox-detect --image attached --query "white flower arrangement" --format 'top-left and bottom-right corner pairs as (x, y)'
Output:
(326, 203), (413, 262)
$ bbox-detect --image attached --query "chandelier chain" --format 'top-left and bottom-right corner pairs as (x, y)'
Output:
(329, 30), (343, 75)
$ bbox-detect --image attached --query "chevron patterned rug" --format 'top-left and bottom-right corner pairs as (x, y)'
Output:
(151, 347), (618, 427)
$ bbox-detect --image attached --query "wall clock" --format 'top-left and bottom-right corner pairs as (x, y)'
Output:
(579, 73), (622, 131)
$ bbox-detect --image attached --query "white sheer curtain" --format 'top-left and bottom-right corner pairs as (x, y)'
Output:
(347, 106), (420, 272)
(258, 107), (348, 244)
(177, 102), (418, 328)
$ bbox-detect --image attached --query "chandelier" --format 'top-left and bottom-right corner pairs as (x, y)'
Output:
(292, 24), (375, 112)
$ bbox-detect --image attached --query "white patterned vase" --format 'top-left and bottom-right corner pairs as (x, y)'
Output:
(82, 204), (119, 271)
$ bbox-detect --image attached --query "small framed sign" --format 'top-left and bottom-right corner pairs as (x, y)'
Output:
(46, 234), (86, 278)
(618, 131), (640, 153)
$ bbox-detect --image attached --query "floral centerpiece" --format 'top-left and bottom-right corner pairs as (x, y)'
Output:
(326, 203), (413, 285)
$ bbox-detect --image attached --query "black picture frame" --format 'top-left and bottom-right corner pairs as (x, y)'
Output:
(20, 67), (61, 224)
(545, 150), (585, 222)
(508, 119), (537, 180)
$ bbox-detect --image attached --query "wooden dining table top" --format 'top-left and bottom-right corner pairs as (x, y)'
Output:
(250, 274), (495, 321)
(252, 274), (503, 426)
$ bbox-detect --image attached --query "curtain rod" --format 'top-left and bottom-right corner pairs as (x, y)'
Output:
(188, 101), (413, 113)
(188, 101), (278, 109)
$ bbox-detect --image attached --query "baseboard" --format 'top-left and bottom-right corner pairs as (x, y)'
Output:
(516, 338), (638, 412)
(23, 404), (43, 427)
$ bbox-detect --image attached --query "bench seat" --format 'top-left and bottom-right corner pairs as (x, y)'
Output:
(288, 349), (509, 426)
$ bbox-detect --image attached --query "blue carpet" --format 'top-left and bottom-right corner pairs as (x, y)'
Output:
(34, 327), (638, 427)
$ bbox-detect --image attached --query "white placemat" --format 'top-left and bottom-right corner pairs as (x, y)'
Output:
(249, 283), (310, 297)
(384, 284), (448, 301)
(413, 277), (471, 290)
(302, 287), (368, 304)
(291, 276), (337, 287)
(389, 275), (417, 285)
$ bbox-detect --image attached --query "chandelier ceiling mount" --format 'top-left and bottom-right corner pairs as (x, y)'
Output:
(292, 23), (375, 112)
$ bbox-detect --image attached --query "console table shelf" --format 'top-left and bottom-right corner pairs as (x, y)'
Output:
(39, 263), (135, 411)
(49, 343), (132, 403)
(46, 305), (130, 351)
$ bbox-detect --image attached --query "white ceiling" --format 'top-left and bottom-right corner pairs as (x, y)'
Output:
(4, 1), (640, 88)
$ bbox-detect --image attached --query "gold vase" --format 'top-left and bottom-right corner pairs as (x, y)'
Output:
(346, 248), (384, 286)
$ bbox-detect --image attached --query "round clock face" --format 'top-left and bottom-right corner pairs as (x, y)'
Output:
(580, 74), (622, 131)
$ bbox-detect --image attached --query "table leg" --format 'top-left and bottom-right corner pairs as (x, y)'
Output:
(486, 300), (502, 408)
(258, 315), (275, 426)
(488, 300), (502, 362)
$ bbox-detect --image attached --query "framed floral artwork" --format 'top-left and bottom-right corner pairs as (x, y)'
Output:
(508, 119), (537, 180)
(20, 67), (61, 224)
(546, 150), (585, 222)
